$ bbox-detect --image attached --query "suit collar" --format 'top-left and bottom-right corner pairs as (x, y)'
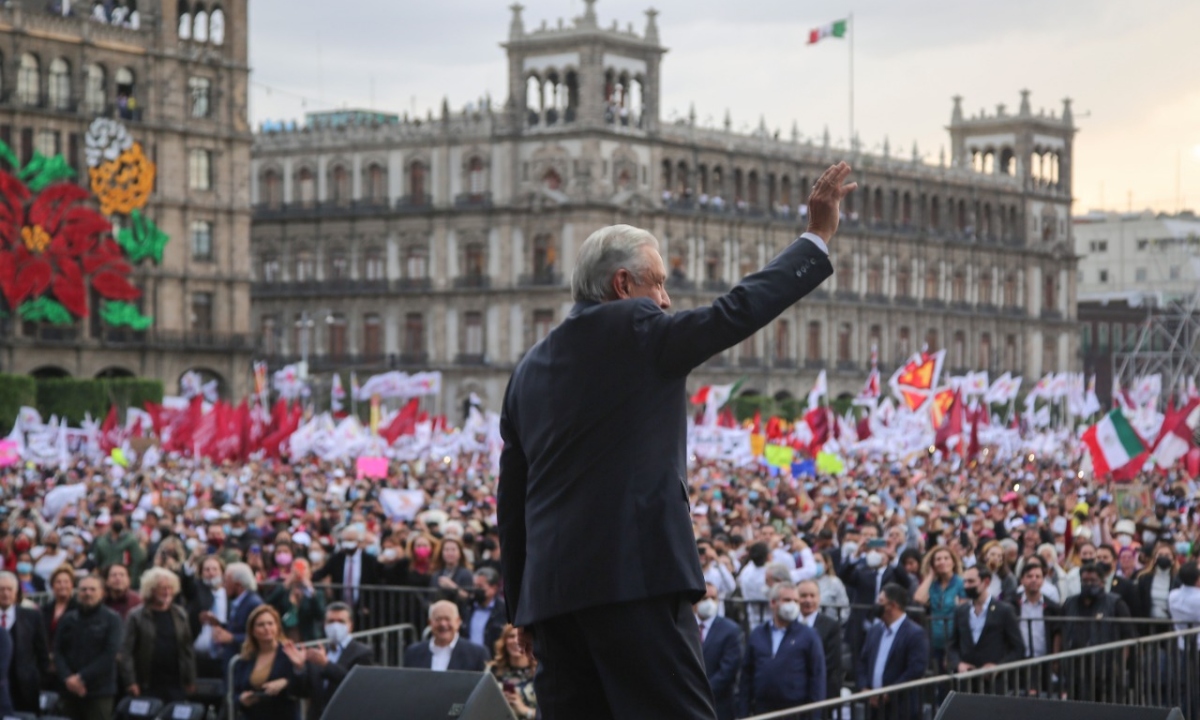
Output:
(569, 301), (599, 317)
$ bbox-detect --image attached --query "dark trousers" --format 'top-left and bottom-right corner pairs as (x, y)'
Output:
(64, 696), (114, 720)
(531, 593), (717, 720)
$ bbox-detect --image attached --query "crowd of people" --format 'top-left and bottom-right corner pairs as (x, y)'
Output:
(0, 448), (1197, 719)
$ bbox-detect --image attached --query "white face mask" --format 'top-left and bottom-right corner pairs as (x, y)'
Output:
(695, 599), (718, 620)
(777, 601), (801, 623)
(1116, 534), (1133, 548)
(324, 622), (350, 646)
(341, 541), (358, 551)
(866, 551), (884, 568)
(842, 542), (858, 559)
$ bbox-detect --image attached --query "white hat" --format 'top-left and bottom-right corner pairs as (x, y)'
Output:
(1114, 519), (1136, 536)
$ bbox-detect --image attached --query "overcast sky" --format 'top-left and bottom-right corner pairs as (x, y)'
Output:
(248, 0), (1200, 215)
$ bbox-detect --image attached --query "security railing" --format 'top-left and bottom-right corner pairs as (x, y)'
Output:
(257, 582), (441, 632)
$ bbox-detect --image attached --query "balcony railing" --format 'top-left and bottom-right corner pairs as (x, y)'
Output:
(454, 192), (492, 208)
(394, 277), (432, 292)
(702, 279), (730, 293)
(836, 360), (859, 372)
(455, 353), (487, 366)
(668, 277), (696, 291)
(804, 358), (827, 370)
(517, 272), (562, 287)
(395, 194), (432, 212)
(453, 275), (491, 289)
(1040, 308), (1064, 320)
(922, 298), (946, 309)
(738, 357), (762, 368)
(772, 357), (797, 369)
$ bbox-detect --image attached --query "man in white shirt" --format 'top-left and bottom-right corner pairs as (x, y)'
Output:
(190, 556), (228, 679)
(402, 600), (488, 672)
(1169, 562), (1200, 642)
(698, 541), (736, 614)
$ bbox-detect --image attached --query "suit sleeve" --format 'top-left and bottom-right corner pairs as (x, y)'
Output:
(30, 611), (51, 680)
(711, 626), (742, 696)
(946, 610), (963, 670)
(497, 378), (529, 626)
(824, 621), (844, 698)
(78, 613), (122, 689)
(807, 634), (827, 703)
(638, 238), (833, 378)
(855, 629), (873, 690)
(738, 634), (757, 717)
(1000, 606), (1026, 663)
(899, 629), (929, 683)
(231, 596), (264, 648)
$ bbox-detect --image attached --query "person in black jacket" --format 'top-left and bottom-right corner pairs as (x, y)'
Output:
(694, 584), (742, 720)
(1132, 541), (1181, 629)
(53, 575), (123, 720)
(1016, 559), (1061, 694)
(0, 571), (51, 713)
(291, 603), (374, 720)
(1096, 544), (1138, 615)
(947, 566), (1025, 673)
(312, 527), (382, 623)
(798, 579), (844, 703)
(499, 163), (854, 720)
(461, 568), (506, 652)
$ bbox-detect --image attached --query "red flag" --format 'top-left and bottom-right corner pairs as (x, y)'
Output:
(856, 415), (872, 441)
(98, 405), (120, 453)
(935, 390), (964, 453)
(765, 416), (783, 441)
(381, 399), (420, 444)
(805, 407), (830, 454)
(967, 413), (980, 460)
(751, 410), (762, 436)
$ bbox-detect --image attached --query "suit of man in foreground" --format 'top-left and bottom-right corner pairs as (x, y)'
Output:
(498, 163), (856, 719)
(695, 584), (742, 720)
(857, 584), (930, 720)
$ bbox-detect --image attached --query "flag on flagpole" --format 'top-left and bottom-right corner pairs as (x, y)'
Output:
(1082, 409), (1147, 477)
(808, 19), (847, 44)
(331, 374), (345, 413)
(807, 370), (828, 410)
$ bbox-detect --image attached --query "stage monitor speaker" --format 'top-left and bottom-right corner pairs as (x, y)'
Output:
(321, 666), (516, 720)
(934, 692), (1184, 720)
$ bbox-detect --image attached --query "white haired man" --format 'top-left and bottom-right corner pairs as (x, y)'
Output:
(403, 600), (488, 671)
(499, 163), (856, 719)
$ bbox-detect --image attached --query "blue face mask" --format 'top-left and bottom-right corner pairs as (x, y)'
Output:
(748, 491), (759, 502)
(914, 516), (926, 528)
(713, 490), (723, 500)
(16, 562), (32, 575)
(1176, 542), (1192, 557)
(813, 563), (825, 578)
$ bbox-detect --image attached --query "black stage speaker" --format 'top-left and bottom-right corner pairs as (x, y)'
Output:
(935, 692), (1184, 720)
(321, 666), (516, 720)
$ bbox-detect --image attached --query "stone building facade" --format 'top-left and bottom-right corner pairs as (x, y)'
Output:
(0, 0), (253, 396)
(249, 1), (1078, 415)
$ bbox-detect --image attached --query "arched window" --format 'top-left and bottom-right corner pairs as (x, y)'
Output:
(405, 245), (428, 279)
(362, 248), (385, 280)
(747, 171), (759, 207)
(467, 156), (486, 197)
(326, 250), (349, 280)
(210, 7), (226, 45)
(807, 321), (822, 362)
(930, 197), (941, 230)
(409, 160), (427, 201)
(952, 331), (966, 369)
(329, 164), (350, 205)
(896, 264), (911, 298)
(952, 272), (966, 303)
(362, 314), (382, 358)
(327, 314), (347, 360)
(296, 167), (315, 206)
(48, 58), (71, 110)
(979, 269), (993, 306)
(925, 266), (940, 300)
(294, 251), (315, 282)
(115, 67), (136, 120)
(261, 168), (283, 209)
(84, 63), (106, 114)
(542, 168), (561, 191)
(178, 1), (191, 38)
(979, 332), (992, 370)
(17, 54), (40, 106)
(259, 254), (280, 282)
(365, 163), (387, 203)
(897, 327), (912, 359)
(532, 234), (557, 279)
(193, 9), (209, 42)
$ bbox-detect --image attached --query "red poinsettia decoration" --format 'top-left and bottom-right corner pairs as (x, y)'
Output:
(0, 170), (140, 317)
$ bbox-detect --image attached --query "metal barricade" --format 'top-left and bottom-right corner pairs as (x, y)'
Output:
(258, 582), (440, 632)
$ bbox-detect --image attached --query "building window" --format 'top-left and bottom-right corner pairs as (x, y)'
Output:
(48, 58), (71, 110)
(404, 313), (425, 357)
(1112, 324), (1123, 350)
(188, 77), (211, 118)
(190, 220), (213, 260)
(115, 67), (137, 120)
(261, 315), (279, 356)
(896, 266), (910, 298)
(1098, 322), (1110, 351)
(327, 251), (349, 280)
(296, 167), (316, 206)
(327, 314), (347, 359)
(190, 292), (213, 332)
(1003, 275), (1017, 307)
(330, 165), (350, 205)
(362, 314), (382, 357)
(952, 331), (965, 368)
(409, 161), (427, 200)
(979, 271), (993, 304)
(978, 332), (992, 370)
(294, 252), (315, 281)
(261, 169), (282, 209)
(405, 245), (428, 279)
(837, 323), (852, 363)
(925, 267), (939, 300)
(210, 7), (226, 45)
(836, 255), (854, 293)
(194, 8), (209, 42)
(807, 321), (822, 361)
(1043, 275), (1056, 310)
(926, 329), (939, 351)
(363, 249), (385, 280)
(189, 149), (212, 190)
(867, 265), (882, 295)
(532, 234), (557, 278)
(1098, 269), (1109, 283)
(951, 273), (966, 303)
(463, 243), (486, 280)
(1081, 325), (1092, 353)
(260, 255), (280, 282)
(464, 311), (484, 356)
(17, 54), (40, 106)
(897, 326), (911, 360)
(34, 130), (59, 158)
(365, 163), (387, 202)
(84, 63), (106, 114)
(178, 2), (192, 38)
(467, 156), (486, 196)
(776, 320), (790, 360)
(533, 309), (553, 345)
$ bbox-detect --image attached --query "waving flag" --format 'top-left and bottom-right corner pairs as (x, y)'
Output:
(808, 19), (847, 44)
(807, 370), (828, 410)
(331, 374), (345, 413)
(889, 350), (945, 411)
(1082, 409), (1147, 477)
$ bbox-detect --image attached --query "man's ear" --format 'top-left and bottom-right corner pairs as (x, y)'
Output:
(611, 269), (632, 299)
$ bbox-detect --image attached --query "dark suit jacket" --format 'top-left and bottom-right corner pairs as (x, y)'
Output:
(699, 616), (742, 720)
(313, 551), (383, 595)
(187, 584), (217, 639)
(1108, 575), (1138, 617)
(460, 597), (507, 653)
(740, 620), (827, 715)
(1133, 571), (1181, 625)
(298, 640), (374, 720)
(0, 618), (12, 714)
(221, 591), (264, 666)
(232, 647), (300, 720)
(812, 613), (844, 702)
(498, 238), (833, 626)
(859, 614), (931, 720)
(946, 598), (1025, 669)
(402, 638), (489, 672)
(7, 606), (50, 712)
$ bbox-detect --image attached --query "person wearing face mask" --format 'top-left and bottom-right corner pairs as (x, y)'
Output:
(267, 558), (325, 642)
(288, 603), (373, 720)
(90, 514), (148, 589)
(462, 568), (507, 652)
(402, 534), (436, 587)
(32, 532), (69, 584)
(1132, 540), (1181, 631)
(812, 550), (850, 622)
(738, 582), (826, 716)
(946, 566), (1025, 675)
(1060, 563), (1132, 703)
(856, 583), (928, 720)
(312, 527), (382, 620)
(693, 584), (741, 720)
(841, 527), (910, 664)
(188, 555), (228, 679)
(1095, 543), (1138, 615)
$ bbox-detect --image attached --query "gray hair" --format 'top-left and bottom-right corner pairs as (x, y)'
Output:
(571, 224), (660, 303)
(765, 562), (793, 584)
(428, 599), (460, 621)
(768, 581), (797, 603)
(139, 567), (181, 602)
(0, 571), (16, 589)
(225, 562), (257, 593)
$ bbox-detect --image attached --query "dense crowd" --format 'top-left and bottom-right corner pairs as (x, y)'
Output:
(0, 451), (1197, 720)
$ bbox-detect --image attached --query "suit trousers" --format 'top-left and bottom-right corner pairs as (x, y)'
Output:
(64, 696), (114, 720)
(532, 593), (717, 720)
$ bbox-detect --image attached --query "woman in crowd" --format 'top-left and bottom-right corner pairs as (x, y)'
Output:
(980, 540), (1017, 602)
(40, 564), (78, 645)
(403, 534), (435, 587)
(233, 605), (302, 720)
(377, 534), (410, 586)
(265, 539), (296, 582)
(15, 551), (45, 595)
(121, 567), (196, 702)
(812, 550), (849, 622)
(1118, 545), (1141, 580)
(1133, 540), (1180, 627)
(914, 545), (965, 674)
(266, 558), (325, 642)
(429, 538), (474, 611)
(489, 624), (537, 720)
(32, 532), (69, 584)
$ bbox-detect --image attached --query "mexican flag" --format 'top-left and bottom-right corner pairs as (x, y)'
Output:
(808, 19), (847, 44)
(691, 378), (743, 426)
(1082, 409), (1147, 477)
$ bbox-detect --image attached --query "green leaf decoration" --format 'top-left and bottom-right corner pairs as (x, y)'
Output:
(18, 297), (74, 325)
(0, 138), (17, 173)
(115, 210), (170, 264)
(19, 152), (76, 191)
(100, 301), (153, 330)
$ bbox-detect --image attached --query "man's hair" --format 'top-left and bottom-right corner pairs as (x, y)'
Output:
(225, 562), (258, 593)
(428, 599), (460, 621)
(881, 582), (909, 609)
(571, 224), (659, 303)
(103, 563), (130, 581)
(139, 567), (180, 602)
(1179, 561), (1200, 587)
(1020, 558), (1046, 579)
(0, 571), (16, 588)
(796, 579), (820, 598)
(967, 565), (992, 583)
(326, 601), (353, 618)
(1097, 543), (1117, 559)
(1079, 562), (1101, 579)
(474, 567), (500, 587)
(764, 562), (792, 584)
(767, 581), (797, 603)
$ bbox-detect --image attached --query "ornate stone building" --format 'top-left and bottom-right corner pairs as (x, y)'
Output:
(0, 0), (253, 396)
(250, 1), (1078, 415)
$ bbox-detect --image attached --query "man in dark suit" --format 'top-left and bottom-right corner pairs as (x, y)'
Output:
(295, 602), (374, 720)
(403, 600), (489, 672)
(187, 555), (228, 679)
(461, 568), (507, 653)
(1016, 559), (1061, 694)
(798, 579), (844, 702)
(947, 566), (1025, 672)
(0, 571), (51, 713)
(857, 584), (929, 720)
(740, 582), (826, 716)
(841, 536), (910, 662)
(498, 163), (855, 720)
(313, 526), (383, 624)
(694, 584), (742, 720)
(1096, 544), (1138, 613)
(213, 562), (263, 667)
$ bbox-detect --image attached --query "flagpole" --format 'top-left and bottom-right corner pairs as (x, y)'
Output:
(848, 12), (854, 146)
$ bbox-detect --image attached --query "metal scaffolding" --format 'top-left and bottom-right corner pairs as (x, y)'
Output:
(1113, 293), (1200, 406)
